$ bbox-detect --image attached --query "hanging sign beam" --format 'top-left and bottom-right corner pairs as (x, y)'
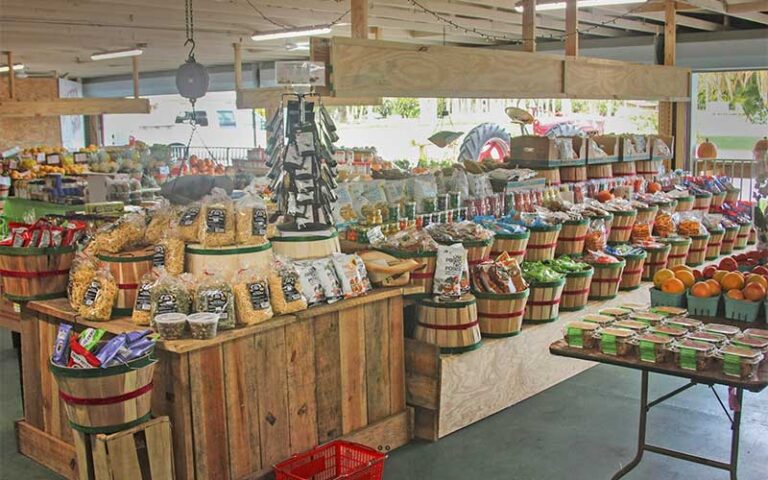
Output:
(328, 37), (690, 101)
(236, 87), (381, 110)
(0, 97), (150, 117)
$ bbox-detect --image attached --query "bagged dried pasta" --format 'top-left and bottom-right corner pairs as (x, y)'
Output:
(153, 226), (185, 275)
(144, 199), (175, 244)
(68, 253), (100, 311)
(177, 202), (202, 243)
(234, 191), (269, 246)
(194, 271), (236, 330)
(77, 265), (118, 322)
(132, 269), (160, 326)
(150, 268), (191, 320)
(331, 253), (368, 299)
(294, 260), (326, 306)
(198, 188), (235, 247)
(233, 268), (273, 326)
(86, 212), (146, 254)
(269, 256), (308, 314)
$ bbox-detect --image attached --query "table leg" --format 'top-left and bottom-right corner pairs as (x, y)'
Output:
(729, 388), (743, 480)
(612, 370), (649, 480)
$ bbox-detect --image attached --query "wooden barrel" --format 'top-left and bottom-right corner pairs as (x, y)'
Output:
(748, 226), (757, 245)
(721, 226), (739, 254)
(588, 260), (626, 300)
(413, 294), (481, 353)
(50, 355), (156, 434)
(97, 247), (154, 316)
(735, 223), (750, 250)
(186, 242), (273, 277)
(635, 160), (662, 179)
(524, 278), (566, 323)
(474, 289), (529, 338)
(709, 191), (726, 210)
(587, 163), (613, 180)
(673, 196), (694, 212)
(617, 251), (647, 291)
(725, 189), (740, 204)
(663, 237), (692, 269)
(607, 210), (637, 244)
(0, 245), (75, 302)
(642, 243), (671, 281)
(377, 248), (436, 294)
(524, 224), (561, 261)
(693, 192), (712, 212)
(560, 165), (587, 183)
(555, 219), (589, 256)
(560, 267), (594, 312)
(686, 233), (710, 267)
(271, 232), (340, 260)
(490, 231), (529, 263)
(705, 228), (725, 260)
(635, 205), (658, 225)
(613, 161), (636, 177)
(534, 167), (560, 186)
(463, 238), (493, 269)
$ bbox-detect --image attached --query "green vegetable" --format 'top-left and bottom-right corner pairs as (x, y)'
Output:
(521, 261), (566, 283)
(544, 256), (592, 274)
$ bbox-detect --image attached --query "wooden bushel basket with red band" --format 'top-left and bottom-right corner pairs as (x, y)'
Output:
(588, 260), (626, 300)
(491, 230), (529, 264)
(555, 219), (589, 257)
(474, 289), (529, 338)
(661, 237), (691, 269)
(560, 267), (594, 312)
(413, 294), (481, 354)
(524, 223), (562, 262)
(685, 233), (710, 267)
(524, 278), (566, 323)
(97, 246), (155, 316)
(606, 210), (637, 244)
(641, 243), (671, 281)
(0, 245), (76, 302)
(617, 251), (647, 291)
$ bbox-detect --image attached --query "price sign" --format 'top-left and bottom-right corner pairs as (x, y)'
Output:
(46, 154), (61, 165)
(36, 153), (46, 163)
(73, 152), (88, 164)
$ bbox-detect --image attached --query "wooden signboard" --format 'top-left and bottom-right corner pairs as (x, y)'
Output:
(0, 98), (150, 117)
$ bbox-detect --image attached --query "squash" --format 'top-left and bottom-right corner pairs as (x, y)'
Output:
(696, 138), (718, 159)
(753, 137), (768, 161)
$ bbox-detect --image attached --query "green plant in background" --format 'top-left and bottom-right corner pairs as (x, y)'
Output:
(698, 71), (768, 124)
(375, 98), (421, 119)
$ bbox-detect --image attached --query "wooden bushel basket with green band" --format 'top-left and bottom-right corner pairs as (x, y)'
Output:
(271, 231), (340, 260)
(524, 278), (566, 323)
(490, 230), (529, 264)
(588, 259), (626, 300)
(97, 246), (154, 316)
(413, 294), (481, 353)
(474, 288), (529, 338)
(185, 241), (273, 277)
(50, 355), (157, 434)
(0, 245), (75, 302)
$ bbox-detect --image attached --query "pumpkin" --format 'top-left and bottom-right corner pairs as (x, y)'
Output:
(696, 138), (717, 159)
(753, 137), (768, 161)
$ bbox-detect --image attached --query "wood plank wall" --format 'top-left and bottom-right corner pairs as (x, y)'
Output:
(0, 78), (62, 149)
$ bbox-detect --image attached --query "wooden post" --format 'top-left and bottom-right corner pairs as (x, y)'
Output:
(233, 43), (242, 91)
(351, 0), (369, 40)
(131, 56), (139, 99)
(522, 0), (537, 53)
(664, 0), (676, 65)
(659, 0), (679, 168)
(565, 0), (578, 57)
(6, 51), (15, 99)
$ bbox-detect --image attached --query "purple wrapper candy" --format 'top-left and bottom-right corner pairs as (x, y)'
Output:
(52, 324), (72, 366)
(96, 334), (127, 367)
(125, 329), (152, 344)
(110, 337), (156, 366)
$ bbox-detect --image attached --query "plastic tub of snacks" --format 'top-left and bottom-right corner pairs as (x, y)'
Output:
(154, 313), (187, 340)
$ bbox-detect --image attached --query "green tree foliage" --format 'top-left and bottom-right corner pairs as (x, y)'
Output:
(374, 98), (421, 118)
(698, 71), (768, 124)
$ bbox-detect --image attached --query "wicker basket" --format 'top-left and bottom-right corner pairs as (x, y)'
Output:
(748, 226), (757, 245)
(617, 250), (647, 291)
(524, 224), (561, 261)
(721, 226), (739, 254)
(535, 167), (560, 186)
(560, 267), (594, 312)
(613, 161), (636, 177)
(588, 260), (626, 300)
(710, 191), (727, 210)
(674, 196), (694, 212)
(587, 163), (613, 180)
(663, 237), (692, 269)
(490, 231), (529, 264)
(705, 228), (725, 260)
(560, 165), (587, 183)
(555, 219), (589, 256)
(635, 160), (662, 180)
(607, 210), (637, 243)
(693, 192), (713, 212)
(635, 205), (659, 226)
(641, 243), (671, 281)
(413, 294), (481, 353)
(735, 223), (750, 250)
(377, 248), (436, 294)
(475, 289), (529, 338)
(724, 188), (740, 204)
(686, 233), (710, 267)
(523, 278), (566, 323)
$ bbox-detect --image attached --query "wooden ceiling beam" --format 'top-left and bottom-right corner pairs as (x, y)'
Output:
(599, 6), (726, 30)
(539, 10), (661, 33)
(726, 0), (768, 13)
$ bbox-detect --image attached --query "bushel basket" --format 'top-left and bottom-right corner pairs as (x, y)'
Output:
(474, 289), (529, 337)
(490, 231), (529, 263)
(0, 245), (75, 302)
(555, 219), (589, 256)
(524, 224), (561, 261)
(705, 229), (724, 260)
(685, 233), (710, 267)
(607, 210), (637, 244)
(588, 260), (626, 300)
(721, 226), (738, 254)
(617, 250), (647, 291)
(376, 248), (436, 294)
(641, 243), (671, 281)
(524, 278), (565, 323)
(413, 294), (481, 353)
(97, 247), (154, 316)
(663, 237), (692, 269)
(560, 267), (594, 312)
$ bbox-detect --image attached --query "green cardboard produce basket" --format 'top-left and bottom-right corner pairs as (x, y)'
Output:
(685, 293), (721, 317)
(724, 296), (761, 323)
(649, 287), (687, 308)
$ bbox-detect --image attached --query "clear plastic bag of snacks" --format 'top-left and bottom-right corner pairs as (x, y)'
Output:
(68, 253), (100, 312)
(85, 212), (146, 254)
(233, 267), (273, 326)
(198, 189), (236, 247)
(144, 199), (175, 244)
(194, 270), (236, 331)
(269, 256), (308, 315)
(153, 226), (185, 276)
(77, 265), (118, 321)
(653, 206), (676, 238)
(294, 260), (326, 306)
(331, 253), (370, 299)
(584, 218), (607, 252)
(149, 268), (191, 320)
(132, 269), (160, 326)
(177, 202), (202, 243)
(433, 244), (466, 298)
(234, 191), (269, 246)
(631, 220), (653, 243)
(675, 211), (706, 236)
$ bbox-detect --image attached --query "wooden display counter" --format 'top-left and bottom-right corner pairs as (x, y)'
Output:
(17, 287), (415, 480)
(405, 286), (650, 441)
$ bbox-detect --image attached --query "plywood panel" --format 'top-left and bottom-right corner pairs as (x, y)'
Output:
(388, 296), (406, 414)
(564, 57), (690, 100)
(0, 78), (61, 150)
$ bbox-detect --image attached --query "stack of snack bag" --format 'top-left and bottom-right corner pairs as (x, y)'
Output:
(51, 324), (157, 368)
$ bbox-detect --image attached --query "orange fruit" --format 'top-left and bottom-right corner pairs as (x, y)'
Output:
(661, 278), (685, 295)
(674, 270), (696, 289)
(713, 270), (729, 283)
(727, 289), (745, 300)
(671, 264), (693, 273)
(721, 272), (745, 291)
(746, 274), (768, 291)
(705, 279), (722, 296)
(743, 283), (766, 302)
(653, 269), (675, 289)
(691, 282), (711, 298)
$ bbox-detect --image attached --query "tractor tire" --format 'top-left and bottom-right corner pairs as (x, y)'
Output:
(458, 123), (511, 163)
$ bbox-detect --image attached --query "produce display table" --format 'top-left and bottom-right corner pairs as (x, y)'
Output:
(550, 318), (768, 480)
(17, 287), (416, 480)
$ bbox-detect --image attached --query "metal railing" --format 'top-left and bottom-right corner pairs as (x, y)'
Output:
(169, 146), (251, 166)
(693, 158), (756, 202)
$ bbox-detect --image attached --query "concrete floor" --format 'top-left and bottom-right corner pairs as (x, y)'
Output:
(0, 327), (765, 480)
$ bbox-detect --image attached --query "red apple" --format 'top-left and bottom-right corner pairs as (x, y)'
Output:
(703, 265), (717, 279)
(719, 257), (738, 272)
(752, 266), (768, 276)
(735, 254), (748, 262)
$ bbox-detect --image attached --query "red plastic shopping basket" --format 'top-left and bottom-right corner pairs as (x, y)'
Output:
(274, 440), (387, 480)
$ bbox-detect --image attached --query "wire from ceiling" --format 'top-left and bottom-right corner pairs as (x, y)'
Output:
(243, 0), (351, 30)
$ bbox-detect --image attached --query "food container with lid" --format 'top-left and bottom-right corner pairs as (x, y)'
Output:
(619, 303), (646, 312)
(674, 339), (716, 372)
(630, 311), (665, 326)
(613, 319), (649, 333)
(650, 325), (688, 340)
(719, 346), (764, 379)
(649, 306), (687, 317)
(564, 321), (600, 350)
(703, 323), (741, 339)
(599, 307), (631, 318)
(744, 328), (768, 341)
(187, 312), (219, 340)
(732, 335), (768, 353)
(666, 317), (703, 332)
(583, 314), (615, 328)
(637, 334), (674, 363)
(154, 312), (187, 340)
(598, 327), (636, 356)
(688, 331), (729, 348)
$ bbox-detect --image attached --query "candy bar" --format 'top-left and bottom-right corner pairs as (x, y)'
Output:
(51, 324), (72, 366)
(78, 327), (106, 351)
(95, 334), (127, 367)
(68, 336), (101, 368)
(125, 329), (152, 344)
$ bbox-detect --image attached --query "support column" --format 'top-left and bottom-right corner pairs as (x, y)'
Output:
(131, 56), (140, 98)
(565, 0), (578, 57)
(658, 0), (686, 169)
(6, 51), (15, 99)
(233, 43), (242, 91)
(522, 0), (537, 53)
(351, 0), (369, 40)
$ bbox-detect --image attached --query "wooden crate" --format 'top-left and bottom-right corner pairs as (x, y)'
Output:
(508, 136), (585, 167)
(18, 288), (412, 480)
(649, 134), (674, 160)
(73, 417), (174, 480)
(590, 135), (620, 161)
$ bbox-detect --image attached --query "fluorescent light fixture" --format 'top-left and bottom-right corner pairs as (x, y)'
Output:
(251, 25), (332, 42)
(285, 42), (311, 51)
(90, 48), (143, 61)
(514, 0), (645, 12)
(0, 63), (24, 73)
